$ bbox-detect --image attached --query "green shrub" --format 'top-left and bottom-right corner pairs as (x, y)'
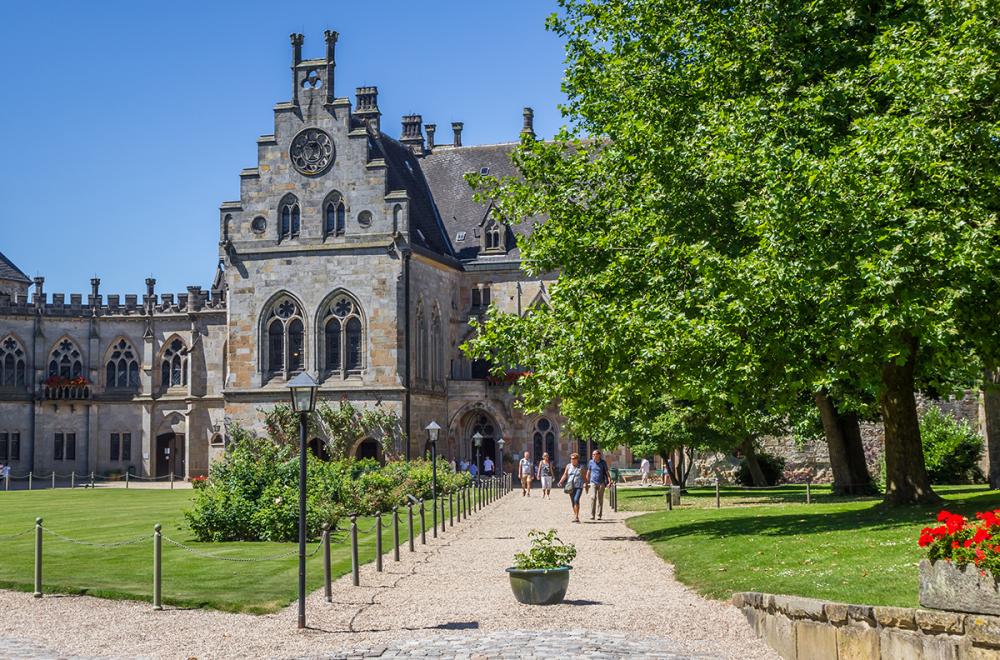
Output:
(920, 406), (984, 484)
(736, 451), (786, 487)
(184, 429), (473, 541)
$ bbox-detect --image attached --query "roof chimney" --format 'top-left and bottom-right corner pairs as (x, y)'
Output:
(355, 86), (381, 132)
(452, 121), (464, 147)
(521, 107), (535, 140)
(400, 115), (425, 154)
(425, 124), (436, 151)
(323, 30), (339, 103)
(290, 33), (304, 105)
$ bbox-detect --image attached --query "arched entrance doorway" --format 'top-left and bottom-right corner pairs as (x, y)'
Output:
(465, 412), (497, 475)
(308, 438), (330, 461)
(155, 433), (185, 478)
(355, 438), (381, 463)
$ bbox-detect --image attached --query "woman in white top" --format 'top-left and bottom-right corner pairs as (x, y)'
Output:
(536, 452), (554, 499)
(557, 452), (585, 523)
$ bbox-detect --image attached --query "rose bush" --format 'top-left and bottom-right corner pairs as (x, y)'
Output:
(919, 509), (1000, 579)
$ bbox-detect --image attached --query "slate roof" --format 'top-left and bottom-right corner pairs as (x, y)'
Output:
(372, 132), (455, 258)
(421, 143), (536, 264)
(0, 251), (29, 283)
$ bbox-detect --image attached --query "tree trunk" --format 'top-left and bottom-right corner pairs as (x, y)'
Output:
(815, 391), (854, 494)
(880, 336), (939, 505)
(815, 392), (876, 495)
(984, 367), (1000, 489)
(840, 411), (877, 495)
(739, 437), (767, 487)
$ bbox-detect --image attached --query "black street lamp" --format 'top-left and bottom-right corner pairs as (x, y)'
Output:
(497, 437), (505, 483)
(288, 371), (318, 630)
(473, 431), (483, 485)
(426, 421), (440, 537)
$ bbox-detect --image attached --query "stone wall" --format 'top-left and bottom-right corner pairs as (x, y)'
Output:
(687, 392), (986, 485)
(734, 591), (1000, 659)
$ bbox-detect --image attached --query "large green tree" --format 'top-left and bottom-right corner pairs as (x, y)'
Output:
(466, 0), (1000, 504)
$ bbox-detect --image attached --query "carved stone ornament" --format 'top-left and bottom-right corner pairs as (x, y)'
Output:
(289, 127), (335, 175)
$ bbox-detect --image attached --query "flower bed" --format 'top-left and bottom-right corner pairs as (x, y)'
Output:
(918, 509), (1000, 579)
(918, 508), (1000, 615)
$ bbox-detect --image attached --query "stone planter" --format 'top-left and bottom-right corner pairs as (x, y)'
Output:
(506, 566), (571, 605)
(919, 558), (1000, 616)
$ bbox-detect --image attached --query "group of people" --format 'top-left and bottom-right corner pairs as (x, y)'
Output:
(456, 456), (496, 478)
(517, 449), (613, 523)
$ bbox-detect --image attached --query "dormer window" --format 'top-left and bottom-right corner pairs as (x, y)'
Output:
(483, 218), (504, 252)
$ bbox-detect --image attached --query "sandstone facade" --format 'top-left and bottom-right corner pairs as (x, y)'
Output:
(0, 31), (618, 480)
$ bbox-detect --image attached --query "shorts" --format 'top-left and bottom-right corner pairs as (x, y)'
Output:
(541, 476), (553, 490)
(520, 475), (531, 488)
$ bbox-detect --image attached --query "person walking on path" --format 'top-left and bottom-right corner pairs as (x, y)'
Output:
(640, 457), (651, 486)
(518, 451), (533, 496)
(558, 452), (585, 523)
(586, 450), (612, 520)
(536, 452), (554, 499)
(483, 456), (494, 477)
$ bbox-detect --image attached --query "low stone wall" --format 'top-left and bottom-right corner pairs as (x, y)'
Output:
(733, 591), (1000, 659)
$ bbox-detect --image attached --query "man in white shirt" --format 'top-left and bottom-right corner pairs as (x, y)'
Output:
(518, 451), (533, 496)
(640, 457), (651, 485)
(483, 456), (494, 476)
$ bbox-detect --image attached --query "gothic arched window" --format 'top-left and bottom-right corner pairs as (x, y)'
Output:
(324, 191), (346, 237)
(0, 336), (26, 388)
(431, 307), (442, 386)
(532, 417), (557, 465)
(279, 195), (300, 240)
(48, 339), (84, 380)
(106, 338), (140, 390)
(484, 218), (503, 251)
(160, 338), (188, 389)
(416, 303), (429, 383)
(263, 295), (305, 380)
(321, 293), (365, 378)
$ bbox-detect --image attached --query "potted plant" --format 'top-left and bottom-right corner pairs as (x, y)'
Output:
(917, 508), (1000, 615)
(505, 529), (577, 605)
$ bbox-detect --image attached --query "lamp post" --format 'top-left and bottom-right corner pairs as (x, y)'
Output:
(497, 437), (505, 484)
(288, 371), (318, 630)
(473, 431), (483, 485)
(426, 421), (440, 537)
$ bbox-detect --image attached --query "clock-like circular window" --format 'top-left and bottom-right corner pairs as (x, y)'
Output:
(357, 210), (373, 227)
(251, 216), (267, 234)
(289, 127), (335, 176)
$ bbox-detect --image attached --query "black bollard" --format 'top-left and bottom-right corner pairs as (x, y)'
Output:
(350, 515), (360, 586)
(393, 507), (400, 562)
(375, 512), (383, 572)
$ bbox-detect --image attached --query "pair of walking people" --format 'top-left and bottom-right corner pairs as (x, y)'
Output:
(557, 450), (612, 523)
(517, 452), (556, 498)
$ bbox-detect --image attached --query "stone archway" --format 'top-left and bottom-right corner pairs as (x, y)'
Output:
(455, 410), (500, 475)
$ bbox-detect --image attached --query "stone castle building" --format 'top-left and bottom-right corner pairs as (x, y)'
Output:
(0, 31), (610, 480)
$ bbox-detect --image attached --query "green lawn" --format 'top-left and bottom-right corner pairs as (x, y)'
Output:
(622, 484), (1000, 607)
(0, 489), (460, 613)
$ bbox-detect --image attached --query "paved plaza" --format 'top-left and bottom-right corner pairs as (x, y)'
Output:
(0, 490), (774, 659)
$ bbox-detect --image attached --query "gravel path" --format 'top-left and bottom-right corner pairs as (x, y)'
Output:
(0, 489), (775, 659)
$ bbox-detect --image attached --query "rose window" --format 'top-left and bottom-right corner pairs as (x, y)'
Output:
(289, 128), (334, 175)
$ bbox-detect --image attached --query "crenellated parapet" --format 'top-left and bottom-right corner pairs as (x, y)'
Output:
(0, 281), (225, 319)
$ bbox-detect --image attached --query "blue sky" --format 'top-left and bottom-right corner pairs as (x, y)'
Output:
(0, 0), (566, 296)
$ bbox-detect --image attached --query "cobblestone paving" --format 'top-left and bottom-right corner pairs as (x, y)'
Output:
(0, 630), (713, 659)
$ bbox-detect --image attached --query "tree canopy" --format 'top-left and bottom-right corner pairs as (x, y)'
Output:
(464, 0), (1000, 503)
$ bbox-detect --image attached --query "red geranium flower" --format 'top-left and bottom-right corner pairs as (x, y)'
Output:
(973, 528), (992, 544)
